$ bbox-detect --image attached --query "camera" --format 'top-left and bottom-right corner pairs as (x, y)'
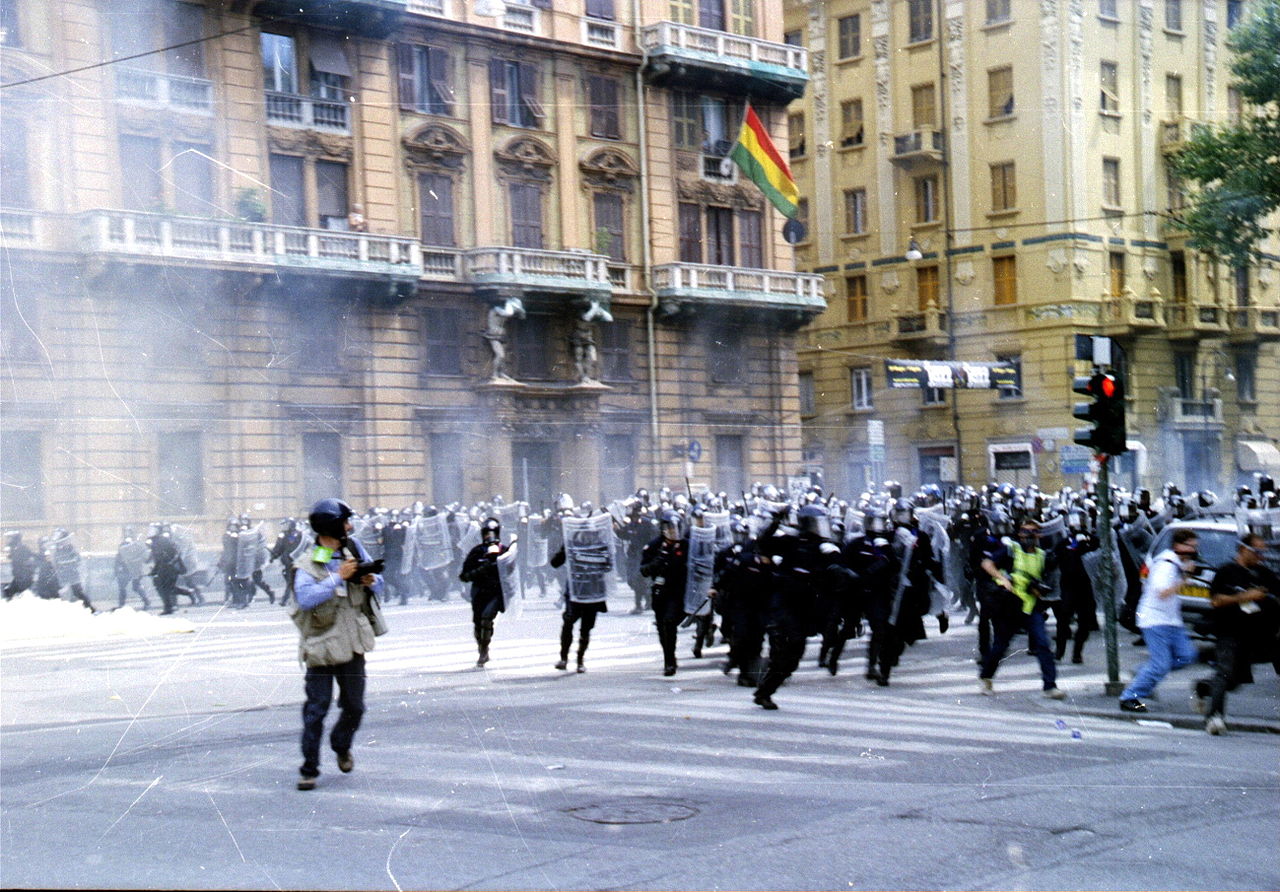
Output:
(353, 558), (384, 578)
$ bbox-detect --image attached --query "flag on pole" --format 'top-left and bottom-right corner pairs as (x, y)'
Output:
(729, 103), (800, 219)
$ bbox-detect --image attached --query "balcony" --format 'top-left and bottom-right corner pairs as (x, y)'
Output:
(653, 263), (826, 327)
(0, 209), (63, 252)
(1227, 305), (1280, 343)
(250, 0), (407, 39)
(891, 129), (945, 165)
(79, 210), (422, 296)
(1100, 288), (1164, 335)
(640, 21), (809, 103)
(464, 247), (613, 305)
(116, 67), (214, 113)
(1159, 390), (1224, 429)
(890, 305), (949, 349)
(1159, 118), (1203, 154)
(266, 92), (350, 132)
(1165, 301), (1229, 340)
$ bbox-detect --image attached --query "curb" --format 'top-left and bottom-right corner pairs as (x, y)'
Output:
(1069, 706), (1280, 735)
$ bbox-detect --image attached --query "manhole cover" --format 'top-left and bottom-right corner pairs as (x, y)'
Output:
(565, 799), (700, 825)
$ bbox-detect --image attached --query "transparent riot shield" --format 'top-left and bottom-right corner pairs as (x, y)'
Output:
(562, 513), (613, 603)
(684, 524), (718, 615)
(118, 540), (149, 579)
(352, 516), (385, 561)
(234, 523), (263, 579)
(497, 542), (523, 619)
(414, 513), (453, 570)
(496, 504), (522, 546)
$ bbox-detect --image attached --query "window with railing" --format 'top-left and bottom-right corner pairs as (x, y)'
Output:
(593, 192), (626, 261)
(509, 182), (545, 249)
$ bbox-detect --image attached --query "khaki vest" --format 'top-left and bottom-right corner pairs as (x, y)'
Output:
(291, 556), (376, 667)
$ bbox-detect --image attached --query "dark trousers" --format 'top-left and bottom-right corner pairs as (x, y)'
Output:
(729, 613), (765, 685)
(867, 623), (904, 679)
(656, 617), (680, 667)
(981, 609), (1057, 690)
(1200, 635), (1244, 718)
(3, 575), (33, 599)
(756, 632), (806, 698)
(117, 577), (151, 609)
(559, 604), (599, 662)
(301, 654), (366, 778)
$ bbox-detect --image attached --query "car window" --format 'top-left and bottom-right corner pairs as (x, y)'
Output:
(1149, 527), (1238, 570)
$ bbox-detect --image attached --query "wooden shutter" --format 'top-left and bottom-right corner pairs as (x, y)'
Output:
(678, 203), (702, 263)
(397, 44), (417, 112)
(419, 173), (455, 247)
(737, 209), (762, 268)
(593, 192), (625, 261)
(510, 183), (543, 249)
(427, 46), (451, 115)
(519, 62), (544, 125)
(490, 58), (510, 124)
(586, 0), (616, 19)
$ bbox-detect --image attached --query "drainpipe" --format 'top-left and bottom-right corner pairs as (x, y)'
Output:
(936, 0), (964, 488)
(634, 0), (662, 484)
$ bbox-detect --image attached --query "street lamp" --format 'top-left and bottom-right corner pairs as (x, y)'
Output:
(904, 238), (924, 262)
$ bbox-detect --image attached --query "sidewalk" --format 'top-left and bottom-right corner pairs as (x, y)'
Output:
(1047, 627), (1280, 734)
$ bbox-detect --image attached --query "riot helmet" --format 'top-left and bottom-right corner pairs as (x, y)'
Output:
(796, 504), (831, 539)
(308, 498), (354, 540)
(891, 498), (915, 528)
(865, 510), (890, 537)
(481, 517), (501, 543)
(658, 509), (682, 540)
(555, 493), (575, 515)
(731, 518), (752, 545)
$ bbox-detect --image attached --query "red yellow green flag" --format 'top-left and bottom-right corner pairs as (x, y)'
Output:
(730, 103), (799, 219)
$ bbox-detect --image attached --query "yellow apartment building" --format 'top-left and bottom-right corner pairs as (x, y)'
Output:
(786, 0), (1279, 497)
(0, 0), (820, 546)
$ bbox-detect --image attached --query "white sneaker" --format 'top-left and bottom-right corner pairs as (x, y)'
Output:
(979, 678), (994, 695)
(1205, 715), (1226, 736)
(1043, 687), (1067, 700)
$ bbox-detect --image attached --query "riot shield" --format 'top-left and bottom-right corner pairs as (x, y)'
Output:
(414, 513), (453, 570)
(171, 525), (203, 586)
(496, 504), (522, 546)
(457, 521), (481, 557)
(705, 511), (732, 548)
(52, 536), (82, 589)
(352, 516), (385, 561)
(1083, 542), (1125, 608)
(497, 542), (523, 618)
(288, 527), (317, 565)
(684, 524), (718, 615)
(525, 515), (549, 568)
(118, 541), (149, 579)
(562, 513), (613, 603)
(234, 524), (263, 579)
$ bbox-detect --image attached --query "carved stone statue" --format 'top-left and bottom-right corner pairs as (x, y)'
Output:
(483, 297), (524, 380)
(570, 300), (612, 384)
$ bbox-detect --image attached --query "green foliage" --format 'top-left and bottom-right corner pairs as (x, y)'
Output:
(235, 188), (267, 223)
(1167, 0), (1280, 267)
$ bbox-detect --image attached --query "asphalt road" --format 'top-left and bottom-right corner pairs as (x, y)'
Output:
(3, 592), (1277, 891)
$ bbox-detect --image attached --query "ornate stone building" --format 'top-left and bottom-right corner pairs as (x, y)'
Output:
(786, 0), (1279, 495)
(0, 0), (821, 545)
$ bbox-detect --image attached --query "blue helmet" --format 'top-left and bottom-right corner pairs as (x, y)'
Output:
(308, 498), (354, 539)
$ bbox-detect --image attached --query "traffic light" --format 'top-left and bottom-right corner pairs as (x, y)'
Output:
(1073, 371), (1127, 456)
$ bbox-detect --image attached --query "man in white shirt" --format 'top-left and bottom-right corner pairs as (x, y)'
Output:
(1118, 528), (1201, 713)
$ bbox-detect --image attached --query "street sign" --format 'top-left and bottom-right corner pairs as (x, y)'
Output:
(867, 419), (885, 446)
(687, 440), (702, 462)
(869, 443), (886, 462)
(1060, 444), (1094, 475)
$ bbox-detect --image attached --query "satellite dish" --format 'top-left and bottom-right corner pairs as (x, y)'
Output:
(783, 219), (806, 244)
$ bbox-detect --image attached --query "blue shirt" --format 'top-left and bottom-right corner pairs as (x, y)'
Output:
(294, 539), (383, 610)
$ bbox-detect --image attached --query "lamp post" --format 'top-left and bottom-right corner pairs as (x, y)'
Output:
(934, 0), (962, 488)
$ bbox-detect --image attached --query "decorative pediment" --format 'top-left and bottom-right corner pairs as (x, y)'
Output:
(495, 136), (556, 179)
(402, 123), (469, 170)
(579, 148), (639, 187)
(675, 178), (764, 211)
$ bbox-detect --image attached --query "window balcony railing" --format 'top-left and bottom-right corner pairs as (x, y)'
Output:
(116, 67), (214, 112)
(0, 208), (61, 251)
(1101, 288), (1164, 332)
(640, 21), (809, 102)
(652, 262), (826, 320)
(1227, 305), (1280, 342)
(464, 246), (613, 295)
(892, 305), (949, 346)
(79, 210), (422, 280)
(892, 128), (945, 163)
(265, 91), (350, 132)
(1165, 301), (1228, 339)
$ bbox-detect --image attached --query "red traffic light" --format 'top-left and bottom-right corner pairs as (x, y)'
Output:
(1099, 375), (1117, 398)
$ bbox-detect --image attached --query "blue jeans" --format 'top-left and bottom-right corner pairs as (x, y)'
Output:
(980, 608), (1057, 690)
(1121, 624), (1198, 700)
(300, 654), (365, 777)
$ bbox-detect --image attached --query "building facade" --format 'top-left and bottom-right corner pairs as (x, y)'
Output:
(0, 0), (821, 546)
(786, 0), (1279, 497)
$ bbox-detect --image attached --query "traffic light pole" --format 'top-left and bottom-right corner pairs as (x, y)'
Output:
(1097, 454), (1124, 695)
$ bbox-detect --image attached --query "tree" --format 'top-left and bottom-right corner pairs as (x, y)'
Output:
(1167, 0), (1280, 267)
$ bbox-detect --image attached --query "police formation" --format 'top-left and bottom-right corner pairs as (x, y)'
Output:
(7, 476), (1278, 711)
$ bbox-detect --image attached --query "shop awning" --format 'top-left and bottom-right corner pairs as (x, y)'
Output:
(1237, 440), (1280, 472)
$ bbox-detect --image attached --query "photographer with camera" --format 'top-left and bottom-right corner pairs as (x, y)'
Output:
(978, 520), (1066, 699)
(290, 498), (385, 791)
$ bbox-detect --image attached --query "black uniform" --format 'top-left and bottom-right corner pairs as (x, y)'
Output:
(3, 537), (37, 599)
(1052, 535), (1100, 663)
(713, 540), (771, 686)
(149, 532), (187, 615)
(114, 535), (152, 610)
(855, 537), (903, 685)
(640, 534), (689, 674)
(381, 519), (408, 605)
(969, 530), (1006, 663)
(269, 523), (303, 606)
(460, 540), (508, 665)
(618, 512), (657, 613)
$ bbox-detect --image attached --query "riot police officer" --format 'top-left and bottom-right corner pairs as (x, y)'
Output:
(640, 509), (688, 676)
(459, 518), (509, 667)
